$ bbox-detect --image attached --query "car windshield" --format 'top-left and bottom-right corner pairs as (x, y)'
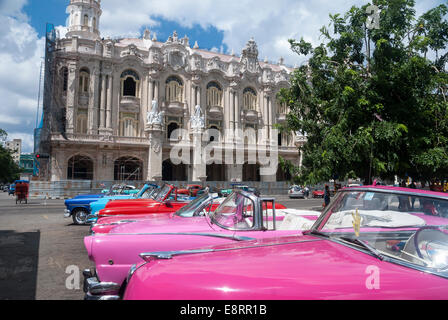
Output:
(174, 193), (212, 217)
(154, 185), (171, 202)
(210, 192), (255, 230)
(313, 189), (448, 273)
(138, 187), (156, 199)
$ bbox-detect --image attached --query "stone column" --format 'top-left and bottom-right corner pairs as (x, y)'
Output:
(88, 68), (99, 134)
(154, 80), (159, 102)
(234, 91), (241, 143)
(65, 62), (78, 134)
(228, 89), (233, 131)
(263, 92), (270, 144)
(99, 74), (106, 130)
(227, 164), (243, 182)
(146, 125), (163, 181)
(192, 128), (207, 183)
(105, 74), (113, 132)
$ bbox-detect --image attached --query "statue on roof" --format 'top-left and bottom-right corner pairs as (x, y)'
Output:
(147, 100), (164, 125)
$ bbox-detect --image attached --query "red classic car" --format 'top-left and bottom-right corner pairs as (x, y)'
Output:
(312, 189), (324, 198)
(97, 184), (190, 218)
(177, 184), (204, 197)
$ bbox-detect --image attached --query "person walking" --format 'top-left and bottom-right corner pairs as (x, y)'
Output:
(324, 185), (331, 207)
(304, 186), (310, 199)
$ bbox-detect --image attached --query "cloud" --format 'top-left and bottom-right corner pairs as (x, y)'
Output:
(99, 0), (369, 66)
(0, 0), (44, 153)
(99, 0), (444, 66)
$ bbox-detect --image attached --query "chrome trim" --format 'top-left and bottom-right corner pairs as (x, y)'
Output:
(86, 277), (121, 295)
(343, 187), (448, 201)
(139, 238), (322, 261)
(84, 293), (120, 301)
(108, 232), (255, 241)
(126, 262), (148, 284)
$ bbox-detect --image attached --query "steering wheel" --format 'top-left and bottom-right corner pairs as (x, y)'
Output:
(403, 226), (448, 269)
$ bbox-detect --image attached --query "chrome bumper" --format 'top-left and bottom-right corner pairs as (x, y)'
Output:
(83, 268), (121, 300)
(64, 209), (71, 218)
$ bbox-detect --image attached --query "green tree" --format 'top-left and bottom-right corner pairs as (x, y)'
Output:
(281, 0), (448, 185)
(0, 129), (22, 183)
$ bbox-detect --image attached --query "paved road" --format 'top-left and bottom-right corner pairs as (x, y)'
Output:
(0, 192), (323, 300)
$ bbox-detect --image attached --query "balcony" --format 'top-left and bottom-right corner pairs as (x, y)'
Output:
(120, 96), (140, 113)
(78, 93), (89, 107)
(165, 101), (184, 115)
(207, 105), (223, 119)
(244, 109), (259, 122)
(277, 114), (287, 123)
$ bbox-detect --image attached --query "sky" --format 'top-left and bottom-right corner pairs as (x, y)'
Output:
(0, 0), (444, 153)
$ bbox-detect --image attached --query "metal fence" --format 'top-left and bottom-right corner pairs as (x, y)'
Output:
(29, 180), (297, 199)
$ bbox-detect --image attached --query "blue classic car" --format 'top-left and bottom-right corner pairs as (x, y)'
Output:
(64, 184), (140, 225)
(86, 184), (159, 224)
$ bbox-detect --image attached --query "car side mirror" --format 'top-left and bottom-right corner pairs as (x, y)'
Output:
(164, 200), (172, 207)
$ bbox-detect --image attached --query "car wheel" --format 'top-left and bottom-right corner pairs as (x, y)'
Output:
(72, 209), (88, 225)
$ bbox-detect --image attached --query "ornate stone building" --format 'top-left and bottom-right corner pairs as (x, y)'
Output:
(42, 0), (305, 182)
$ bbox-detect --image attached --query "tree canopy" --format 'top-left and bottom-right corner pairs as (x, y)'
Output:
(0, 129), (22, 183)
(280, 0), (448, 185)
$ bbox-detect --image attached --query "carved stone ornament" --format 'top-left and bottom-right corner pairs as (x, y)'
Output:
(149, 136), (161, 154)
(240, 38), (260, 74)
(121, 44), (143, 59)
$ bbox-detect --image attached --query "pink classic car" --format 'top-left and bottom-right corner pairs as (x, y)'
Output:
(123, 186), (448, 300)
(83, 190), (320, 300)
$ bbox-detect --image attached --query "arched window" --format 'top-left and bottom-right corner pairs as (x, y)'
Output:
(92, 17), (96, 30)
(60, 67), (68, 92)
(119, 114), (138, 137)
(206, 82), (223, 107)
(243, 87), (257, 111)
(278, 101), (289, 114)
(83, 14), (89, 27)
(166, 76), (184, 103)
(208, 125), (220, 142)
(79, 68), (90, 94)
(121, 70), (140, 98)
(67, 155), (93, 180)
(114, 157), (143, 181)
(167, 122), (179, 140)
(76, 110), (88, 134)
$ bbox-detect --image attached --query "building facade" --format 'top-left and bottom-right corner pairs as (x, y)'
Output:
(40, 0), (305, 183)
(5, 139), (22, 164)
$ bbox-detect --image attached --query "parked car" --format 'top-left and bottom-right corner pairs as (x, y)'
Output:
(312, 189), (324, 198)
(289, 185), (305, 199)
(122, 186), (448, 300)
(95, 184), (191, 221)
(8, 183), (15, 196)
(221, 184), (258, 197)
(83, 190), (317, 300)
(101, 185), (139, 195)
(177, 184), (204, 197)
(64, 184), (139, 225)
(86, 184), (159, 224)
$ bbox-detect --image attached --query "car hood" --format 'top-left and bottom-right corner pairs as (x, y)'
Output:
(73, 194), (103, 199)
(105, 198), (156, 208)
(126, 235), (448, 299)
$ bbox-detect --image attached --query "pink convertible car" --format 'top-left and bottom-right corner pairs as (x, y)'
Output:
(83, 190), (319, 300)
(123, 186), (448, 300)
